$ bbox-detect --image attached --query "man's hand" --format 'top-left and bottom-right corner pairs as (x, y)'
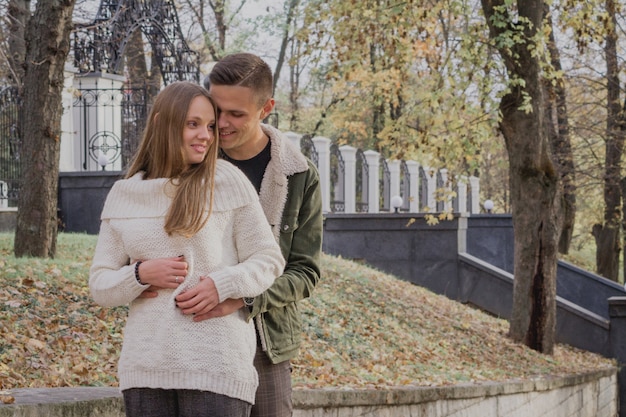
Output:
(176, 276), (219, 316)
(192, 298), (246, 322)
(138, 286), (161, 298)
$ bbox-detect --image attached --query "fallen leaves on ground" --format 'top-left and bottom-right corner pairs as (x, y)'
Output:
(0, 233), (615, 391)
(292, 255), (615, 389)
(0, 234), (123, 389)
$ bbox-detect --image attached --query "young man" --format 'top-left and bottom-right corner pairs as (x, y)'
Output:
(201, 53), (323, 417)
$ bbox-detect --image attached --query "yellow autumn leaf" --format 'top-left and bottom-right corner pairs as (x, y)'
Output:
(0, 395), (15, 404)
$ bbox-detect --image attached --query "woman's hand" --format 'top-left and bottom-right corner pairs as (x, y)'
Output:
(175, 276), (219, 316)
(135, 256), (187, 298)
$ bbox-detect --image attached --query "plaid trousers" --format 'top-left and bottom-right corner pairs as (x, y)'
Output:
(251, 345), (293, 417)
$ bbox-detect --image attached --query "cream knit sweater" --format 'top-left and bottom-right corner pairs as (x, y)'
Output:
(89, 160), (285, 404)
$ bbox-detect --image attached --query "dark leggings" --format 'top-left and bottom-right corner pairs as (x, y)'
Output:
(123, 388), (252, 417)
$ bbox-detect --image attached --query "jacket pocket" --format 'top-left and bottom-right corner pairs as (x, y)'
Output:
(265, 304), (302, 354)
(279, 210), (299, 253)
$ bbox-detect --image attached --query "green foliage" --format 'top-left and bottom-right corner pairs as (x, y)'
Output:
(559, 0), (613, 51)
(297, 0), (502, 177)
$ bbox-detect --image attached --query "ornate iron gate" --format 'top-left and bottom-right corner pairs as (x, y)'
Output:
(71, 0), (199, 84)
(1, 0), (198, 205)
(73, 81), (148, 171)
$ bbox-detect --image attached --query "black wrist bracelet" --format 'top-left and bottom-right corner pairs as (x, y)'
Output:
(134, 261), (143, 284)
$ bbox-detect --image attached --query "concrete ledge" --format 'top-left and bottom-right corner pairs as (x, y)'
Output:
(0, 368), (617, 417)
(0, 387), (123, 417)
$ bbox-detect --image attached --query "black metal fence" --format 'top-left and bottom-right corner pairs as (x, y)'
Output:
(0, 86), (22, 207)
(330, 143), (345, 212)
(0, 82), (147, 207)
(355, 149), (369, 212)
(379, 156), (390, 212)
(1, 84), (468, 214)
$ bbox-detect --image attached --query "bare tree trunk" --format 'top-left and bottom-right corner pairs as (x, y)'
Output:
(288, 33), (301, 131)
(121, 28), (149, 165)
(369, 44), (385, 144)
(482, 0), (561, 354)
(543, 5), (575, 255)
(210, 0), (227, 58)
(594, 0), (624, 282)
(620, 174), (626, 282)
(7, 0), (30, 87)
(125, 29), (148, 87)
(273, 0), (300, 95)
(14, 0), (76, 258)
(147, 51), (162, 104)
(128, 29), (161, 105)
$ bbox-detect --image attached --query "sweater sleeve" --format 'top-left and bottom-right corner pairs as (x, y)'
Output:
(89, 219), (148, 307)
(209, 198), (285, 302)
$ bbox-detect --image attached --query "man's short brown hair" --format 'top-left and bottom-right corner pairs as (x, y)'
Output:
(205, 53), (273, 107)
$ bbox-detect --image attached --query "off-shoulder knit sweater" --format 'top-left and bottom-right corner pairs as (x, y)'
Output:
(89, 160), (285, 404)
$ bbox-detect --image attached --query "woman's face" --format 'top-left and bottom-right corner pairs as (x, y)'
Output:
(182, 96), (216, 166)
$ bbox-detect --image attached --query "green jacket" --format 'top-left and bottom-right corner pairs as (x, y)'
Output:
(247, 124), (323, 364)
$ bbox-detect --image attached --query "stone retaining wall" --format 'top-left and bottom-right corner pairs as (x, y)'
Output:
(0, 369), (617, 417)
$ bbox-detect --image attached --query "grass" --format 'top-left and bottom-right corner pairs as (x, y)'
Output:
(0, 232), (615, 392)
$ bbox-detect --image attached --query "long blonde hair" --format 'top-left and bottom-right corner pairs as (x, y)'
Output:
(125, 81), (219, 237)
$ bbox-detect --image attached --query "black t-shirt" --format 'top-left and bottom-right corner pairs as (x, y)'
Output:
(220, 140), (271, 193)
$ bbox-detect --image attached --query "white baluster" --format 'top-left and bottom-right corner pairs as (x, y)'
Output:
(406, 161), (419, 213)
(363, 150), (380, 213)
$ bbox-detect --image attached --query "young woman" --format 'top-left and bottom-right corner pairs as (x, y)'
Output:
(89, 81), (285, 417)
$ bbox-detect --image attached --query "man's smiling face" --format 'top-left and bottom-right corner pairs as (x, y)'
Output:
(209, 84), (270, 160)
